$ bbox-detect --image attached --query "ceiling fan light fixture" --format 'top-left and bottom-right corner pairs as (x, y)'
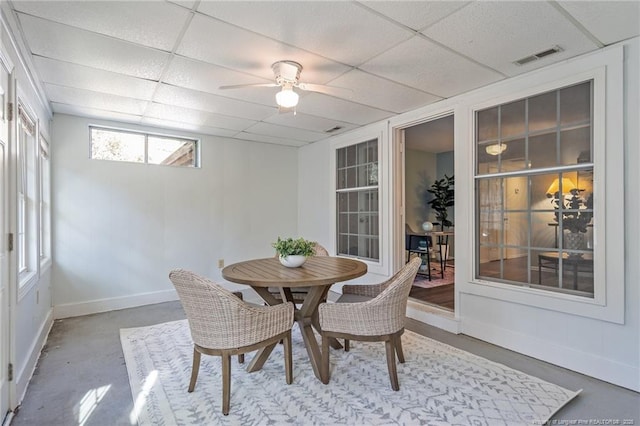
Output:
(275, 86), (299, 108)
(486, 143), (507, 156)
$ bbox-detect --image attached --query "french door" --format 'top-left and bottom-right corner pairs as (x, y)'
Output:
(0, 50), (12, 423)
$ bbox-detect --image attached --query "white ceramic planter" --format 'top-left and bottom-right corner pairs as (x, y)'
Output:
(279, 255), (307, 268)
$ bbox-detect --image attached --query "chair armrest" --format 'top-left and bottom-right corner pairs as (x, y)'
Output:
(217, 300), (294, 349)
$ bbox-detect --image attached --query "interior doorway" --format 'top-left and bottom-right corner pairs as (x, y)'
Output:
(401, 114), (455, 311)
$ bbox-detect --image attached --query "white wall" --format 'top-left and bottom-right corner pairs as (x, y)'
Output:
(298, 39), (639, 391)
(51, 114), (299, 317)
(404, 149), (437, 231)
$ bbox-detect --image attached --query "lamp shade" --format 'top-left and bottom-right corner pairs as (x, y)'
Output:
(546, 178), (576, 196)
(275, 87), (299, 108)
(421, 221), (434, 232)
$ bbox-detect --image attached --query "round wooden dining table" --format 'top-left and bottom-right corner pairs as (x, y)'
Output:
(222, 256), (367, 381)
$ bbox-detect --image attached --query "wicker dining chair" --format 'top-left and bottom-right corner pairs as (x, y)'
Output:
(169, 269), (295, 415)
(317, 257), (421, 391)
(268, 242), (329, 304)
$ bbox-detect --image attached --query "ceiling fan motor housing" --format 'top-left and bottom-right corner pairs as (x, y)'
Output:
(272, 60), (302, 86)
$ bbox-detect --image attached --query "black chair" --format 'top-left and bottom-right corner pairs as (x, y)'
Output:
(405, 225), (432, 280)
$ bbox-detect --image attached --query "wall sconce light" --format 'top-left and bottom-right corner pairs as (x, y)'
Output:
(275, 84), (299, 108)
(485, 143), (507, 156)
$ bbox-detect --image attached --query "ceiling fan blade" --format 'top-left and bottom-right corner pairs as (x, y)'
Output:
(218, 83), (279, 90)
(297, 82), (352, 98)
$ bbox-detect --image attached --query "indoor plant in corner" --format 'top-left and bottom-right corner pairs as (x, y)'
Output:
(427, 174), (455, 231)
(272, 237), (316, 268)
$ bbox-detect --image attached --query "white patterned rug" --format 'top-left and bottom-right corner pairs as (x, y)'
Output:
(120, 320), (580, 426)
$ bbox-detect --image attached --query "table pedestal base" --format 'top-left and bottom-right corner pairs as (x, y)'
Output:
(249, 284), (340, 381)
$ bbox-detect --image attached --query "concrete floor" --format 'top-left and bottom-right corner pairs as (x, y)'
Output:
(10, 298), (639, 426)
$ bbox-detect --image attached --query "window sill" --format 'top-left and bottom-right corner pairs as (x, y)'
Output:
(462, 278), (623, 324)
(40, 257), (52, 273)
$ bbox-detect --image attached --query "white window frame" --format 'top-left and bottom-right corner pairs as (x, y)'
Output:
(461, 46), (624, 324)
(330, 123), (390, 276)
(89, 125), (200, 168)
(16, 101), (38, 295)
(474, 79), (596, 298)
(38, 133), (51, 270)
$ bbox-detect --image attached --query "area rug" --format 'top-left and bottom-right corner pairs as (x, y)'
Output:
(121, 320), (580, 426)
(413, 266), (454, 289)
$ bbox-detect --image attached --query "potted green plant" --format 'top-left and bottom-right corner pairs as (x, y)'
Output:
(272, 237), (316, 267)
(549, 189), (593, 251)
(427, 174), (455, 231)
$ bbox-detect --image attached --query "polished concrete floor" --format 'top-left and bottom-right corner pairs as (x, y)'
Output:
(10, 299), (639, 425)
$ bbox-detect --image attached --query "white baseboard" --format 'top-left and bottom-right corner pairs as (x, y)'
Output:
(407, 300), (461, 334)
(16, 309), (53, 405)
(53, 289), (179, 319)
(462, 317), (640, 392)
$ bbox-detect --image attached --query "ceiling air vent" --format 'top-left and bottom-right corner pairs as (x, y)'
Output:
(514, 46), (563, 66)
(324, 125), (343, 133)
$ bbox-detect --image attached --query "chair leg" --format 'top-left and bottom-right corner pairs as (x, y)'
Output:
(221, 354), (231, 416)
(283, 331), (293, 385)
(233, 293), (245, 365)
(385, 339), (400, 391)
(188, 347), (201, 392)
(394, 335), (405, 364)
(344, 339), (350, 352)
(321, 334), (330, 384)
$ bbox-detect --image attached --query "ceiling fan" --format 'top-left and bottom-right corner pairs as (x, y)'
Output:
(219, 60), (351, 111)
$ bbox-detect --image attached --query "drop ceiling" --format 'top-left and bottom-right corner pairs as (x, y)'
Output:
(4, 1), (639, 147)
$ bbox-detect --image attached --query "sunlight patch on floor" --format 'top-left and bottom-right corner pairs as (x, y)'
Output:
(129, 370), (158, 425)
(75, 384), (111, 426)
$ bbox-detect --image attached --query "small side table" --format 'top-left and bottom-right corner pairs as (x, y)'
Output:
(538, 252), (593, 289)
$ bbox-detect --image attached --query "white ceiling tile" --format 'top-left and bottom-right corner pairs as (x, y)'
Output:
(140, 117), (238, 138)
(234, 131), (308, 147)
(559, 1), (640, 46)
(295, 93), (394, 126)
(422, 2), (599, 76)
(9, 1), (637, 149)
(45, 84), (149, 116)
(154, 84), (277, 121)
(243, 122), (325, 143)
(18, 14), (169, 80)
(145, 103), (256, 132)
(360, 36), (503, 98)
(177, 13), (350, 83)
(358, 1), (471, 32)
(163, 56), (276, 105)
(34, 57), (157, 101)
(167, 1), (197, 10)
(329, 69), (441, 113)
(197, 1), (413, 66)
(12, 1), (190, 51)
(52, 103), (142, 125)
(264, 112), (356, 135)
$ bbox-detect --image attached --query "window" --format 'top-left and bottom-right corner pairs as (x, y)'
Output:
(336, 138), (379, 261)
(17, 104), (37, 284)
(475, 81), (594, 298)
(39, 134), (51, 263)
(90, 126), (199, 167)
